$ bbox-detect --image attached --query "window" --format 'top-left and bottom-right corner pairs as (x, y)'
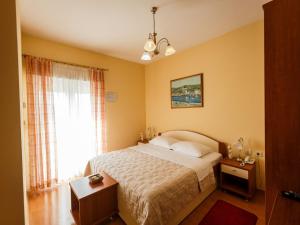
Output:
(24, 56), (106, 192)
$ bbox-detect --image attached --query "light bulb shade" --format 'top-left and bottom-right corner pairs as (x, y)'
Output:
(144, 38), (156, 52)
(165, 45), (176, 56)
(141, 51), (152, 61)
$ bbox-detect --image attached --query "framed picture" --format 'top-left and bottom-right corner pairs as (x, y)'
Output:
(170, 74), (203, 108)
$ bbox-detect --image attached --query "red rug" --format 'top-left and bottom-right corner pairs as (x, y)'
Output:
(199, 200), (258, 225)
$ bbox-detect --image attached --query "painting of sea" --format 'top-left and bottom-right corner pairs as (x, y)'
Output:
(171, 74), (203, 108)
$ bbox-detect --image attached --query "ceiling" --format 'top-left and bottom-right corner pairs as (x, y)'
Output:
(20, 0), (270, 64)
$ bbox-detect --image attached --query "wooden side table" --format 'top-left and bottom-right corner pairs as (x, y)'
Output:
(70, 172), (118, 225)
(220, 158), (256, 200)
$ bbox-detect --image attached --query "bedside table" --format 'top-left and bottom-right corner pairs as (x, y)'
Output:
(137, 139), (149, 145)
(220, 158), (256, 200)
(70, 172), (118, 225)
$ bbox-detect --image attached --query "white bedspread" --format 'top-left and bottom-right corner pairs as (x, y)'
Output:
(131, 144), (221, 190)
(87, 144), (222, 225)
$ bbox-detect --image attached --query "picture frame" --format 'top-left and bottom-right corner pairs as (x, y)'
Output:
(170, 73), (203, 108)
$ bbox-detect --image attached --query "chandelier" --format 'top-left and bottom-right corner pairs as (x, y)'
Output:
(141, 7), (176, 61)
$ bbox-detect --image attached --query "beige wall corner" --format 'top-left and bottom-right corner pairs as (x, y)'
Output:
(0, 0), (25, 224)
(145, 21), (265, 190)
(21, 35), (146, 151)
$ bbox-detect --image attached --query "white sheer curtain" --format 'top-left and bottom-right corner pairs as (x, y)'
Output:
(52, 63), (98, 181)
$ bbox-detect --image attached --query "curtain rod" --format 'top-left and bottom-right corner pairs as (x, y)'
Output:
(22, 54), (109, 72)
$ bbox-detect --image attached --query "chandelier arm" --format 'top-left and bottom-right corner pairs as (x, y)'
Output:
(154, 38), (169, 55)
(157, 38), (170, 48)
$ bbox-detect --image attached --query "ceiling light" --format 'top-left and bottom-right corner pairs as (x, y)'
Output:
(144, 38), (156, 52)
(165, 44), (176, 56)
(141, 7), (176, 61)
(141, 51), (152, 61)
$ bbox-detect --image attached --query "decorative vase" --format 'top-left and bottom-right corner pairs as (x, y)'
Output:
(227, 145), (233, 159)
(140, 132), (144, 141)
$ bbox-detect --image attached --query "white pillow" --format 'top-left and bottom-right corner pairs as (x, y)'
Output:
(149, 136), (179, 148)
(171, 141), (213, 158)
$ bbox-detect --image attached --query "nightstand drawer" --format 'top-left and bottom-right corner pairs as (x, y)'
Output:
(221, 164), (248, 179)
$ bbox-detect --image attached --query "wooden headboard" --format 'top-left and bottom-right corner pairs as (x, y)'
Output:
(158, 130), (227, 158)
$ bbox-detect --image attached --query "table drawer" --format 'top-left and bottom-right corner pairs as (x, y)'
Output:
(221, 164), (248, 179)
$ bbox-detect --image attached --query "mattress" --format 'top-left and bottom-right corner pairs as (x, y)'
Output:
(86, 144), (222, 225)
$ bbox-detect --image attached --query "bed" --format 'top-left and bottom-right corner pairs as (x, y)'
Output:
(85, 130), (227, 225)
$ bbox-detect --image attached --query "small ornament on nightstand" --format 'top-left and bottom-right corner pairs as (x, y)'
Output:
(147, 127), (152, 140)
(152, 127), (157, 138)
(227, 144), (233, 159)
(232, 137), (255, 166)
(140, 132), (144, 142)
(88, 173), (103, 185)
(146, 126), (157, 140)
(234, 137), (245, 162)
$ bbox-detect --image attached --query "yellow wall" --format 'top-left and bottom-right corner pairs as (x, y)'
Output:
(145, 21), (265, 189)
(21, 21), (265, 189)
(22, 34), (145, 151)
(0, 0), (25, 224)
